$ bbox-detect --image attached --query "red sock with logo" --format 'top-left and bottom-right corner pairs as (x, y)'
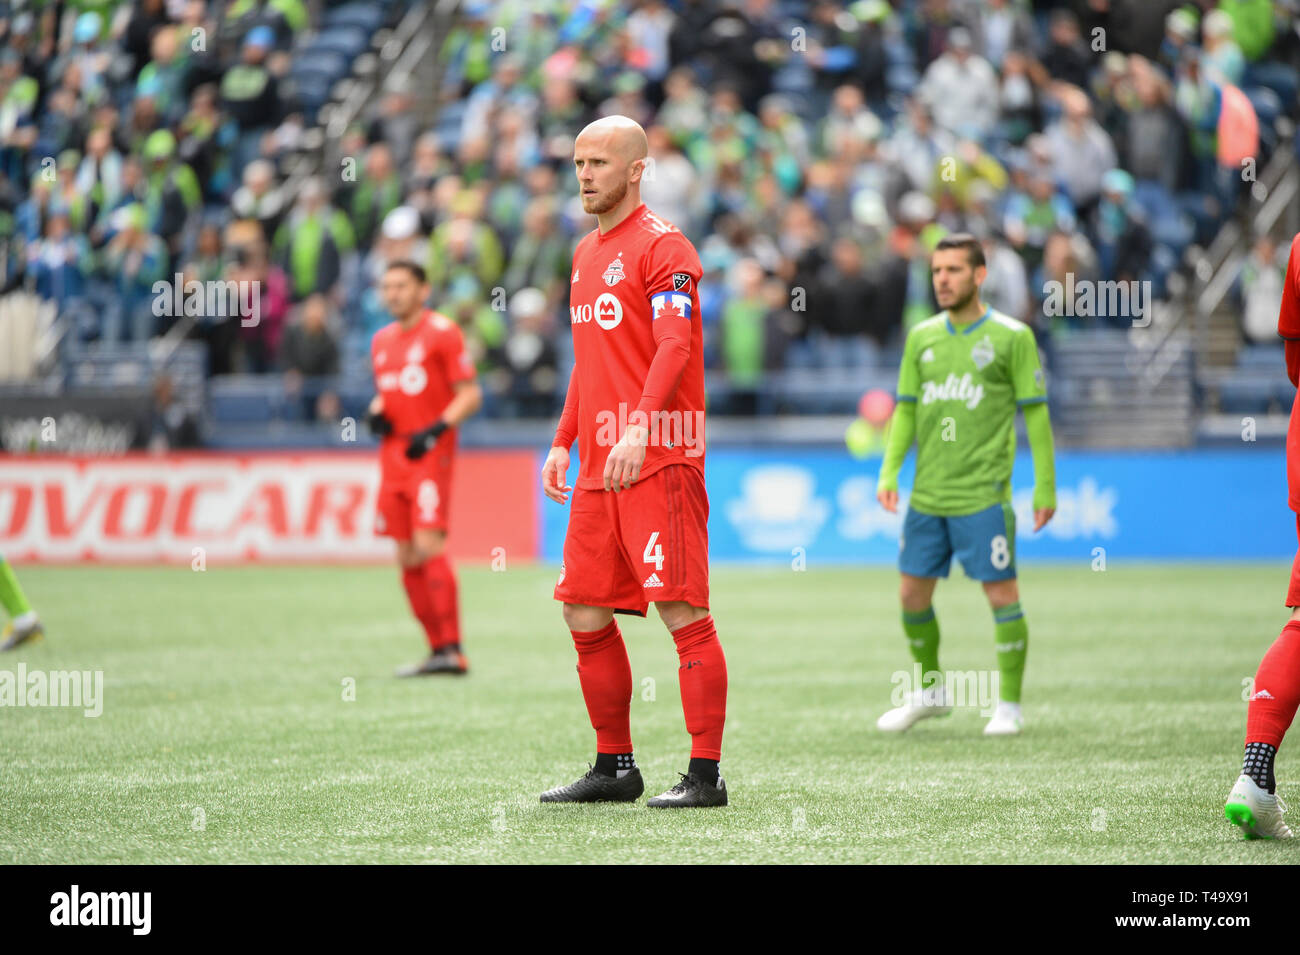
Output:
(401, 564), (440, 651)
(571, 620), (633, 753)
(1246, 620), (1300, 747)
(423, 555), (461, 652)
(671, 615), (727, 761)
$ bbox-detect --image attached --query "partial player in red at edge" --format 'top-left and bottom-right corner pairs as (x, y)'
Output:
(1225, 232), (1300, 840)
(368, 260), (483, 677)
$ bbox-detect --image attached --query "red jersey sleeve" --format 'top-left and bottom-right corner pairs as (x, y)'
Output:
(1279, 235), (1300, 385)
(554, 364), (578, 450)
(634, 232), (702, 422)
(438, 318), (476, 387)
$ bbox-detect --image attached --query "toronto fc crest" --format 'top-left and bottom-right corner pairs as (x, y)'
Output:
(603, 256), (626, 287)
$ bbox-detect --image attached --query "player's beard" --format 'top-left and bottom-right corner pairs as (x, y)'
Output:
(583, 178), (628, 216)
(941, 284), (977, 313)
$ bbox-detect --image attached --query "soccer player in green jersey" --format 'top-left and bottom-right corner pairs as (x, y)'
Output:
(0, 554), (43, 651)
(875, 234), (1056, 736)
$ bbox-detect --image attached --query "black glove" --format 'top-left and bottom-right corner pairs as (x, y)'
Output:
(405, 420), (448, 460)
(367, 409), (393, 436)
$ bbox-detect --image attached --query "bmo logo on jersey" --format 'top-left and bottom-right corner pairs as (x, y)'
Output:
(377, 363), (428, 395)
(570, 293), (624, 331)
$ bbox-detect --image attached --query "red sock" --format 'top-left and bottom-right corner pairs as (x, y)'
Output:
(671, 615), (727, 761)
(571, 620), (633, 753)
(424, 555), (461, 652)
(401, 564), (440, 651)
(1246, 620), (1300, 748)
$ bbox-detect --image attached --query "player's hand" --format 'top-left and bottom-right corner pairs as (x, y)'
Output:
(604, 424), (648, 492)
(367, 408), (393, 436)
(542, 445), (571, 504)
(405, 421), (447, 460)
(877, 487), (899, 513)
(1033, 507), (1055, 532)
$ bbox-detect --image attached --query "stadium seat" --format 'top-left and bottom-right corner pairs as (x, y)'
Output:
(307, 26), (370, 60)
(324, 3), (384, 34)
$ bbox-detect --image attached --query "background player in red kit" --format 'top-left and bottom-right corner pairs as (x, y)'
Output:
(369, 260), (482, 676)
(1224, 231), (1300, 839)
(539, 115), (728, 808)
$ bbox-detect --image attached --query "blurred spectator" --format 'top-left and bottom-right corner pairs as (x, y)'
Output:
(271, 178), (355, 301)
(1239, 233), (1287, 344)
(281, 293), (339, 375)
(1090, 168), (1152, 285)
(219, 26), (281, 176)
(1043, 86), (1117, 217)
(147, 373), (201, 452)
(100, 203), (169, 342)
(1042, 10), (1093, 92)
(229, 159), (284, 242)
(232, 241), (289, 372)
(918, 26), (999, 141)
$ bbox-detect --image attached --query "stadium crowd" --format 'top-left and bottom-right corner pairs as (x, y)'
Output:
(3, 0), (1299, 422)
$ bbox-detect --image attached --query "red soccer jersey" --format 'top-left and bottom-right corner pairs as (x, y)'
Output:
(371, 309), (475, 479)
(556, 203), (706, 490)
(1280, 234), (1300, 510)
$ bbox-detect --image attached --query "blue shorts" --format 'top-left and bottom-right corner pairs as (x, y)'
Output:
(899, 501), (1017, 582)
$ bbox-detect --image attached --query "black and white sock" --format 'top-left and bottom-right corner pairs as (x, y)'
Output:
(688, 757), (720, 787)
(594, 752), (636, 778)
(1242, 741), (1277, 794)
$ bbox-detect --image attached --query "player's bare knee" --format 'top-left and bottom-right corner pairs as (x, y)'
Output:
(899, 575), (935, 612)
(656, 601), (707, 631)
(563, 603), (612, 632)
(984, 578), (1019, 608)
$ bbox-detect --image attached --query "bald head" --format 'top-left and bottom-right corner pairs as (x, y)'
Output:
(574, 115), (649, 221)
(576, 115), (649, 163)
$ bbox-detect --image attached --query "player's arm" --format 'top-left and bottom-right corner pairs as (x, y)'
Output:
(405, 378), (482, 458)
(877, 330), (919, 513)
(1278, 235), (1300, 386)
(605, 238), (698, 492)
(367, 342), (391, 435)
(1014, 328), (1056, 531)
(405, 331), (483, 459)
(543, 364), (578, 504)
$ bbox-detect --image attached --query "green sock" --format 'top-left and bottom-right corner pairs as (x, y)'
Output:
(902, 606), (941, 688)
(993, 602), (1028, 703)
(0, 557), (33, 618)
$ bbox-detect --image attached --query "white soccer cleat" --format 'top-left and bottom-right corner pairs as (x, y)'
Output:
(1225, 774), (1293, 840)
(983, 701), (1023, 736)
(876, 685), (952, 732)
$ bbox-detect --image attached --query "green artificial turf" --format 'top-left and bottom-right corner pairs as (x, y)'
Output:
(0, 563), (1294, 863)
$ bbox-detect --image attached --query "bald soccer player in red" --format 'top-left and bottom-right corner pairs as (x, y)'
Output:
(539, 116), (728, 808)
(1225, 232), (1300, 839)
(368, 260), (482, 677)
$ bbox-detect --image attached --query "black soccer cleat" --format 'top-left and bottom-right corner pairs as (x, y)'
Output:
(539, 766), (644, 803)
(394, 649), (469, 677)
(646, 772), (728, 808)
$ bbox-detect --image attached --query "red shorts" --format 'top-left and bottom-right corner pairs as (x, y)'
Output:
(375, 464), (452, 539)
(1289, 513), (1300, 606)
(554, 464), (710, 616)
